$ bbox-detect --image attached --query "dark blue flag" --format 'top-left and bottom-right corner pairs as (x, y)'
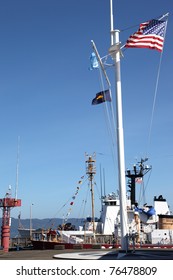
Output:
(92, 90), (111, 105)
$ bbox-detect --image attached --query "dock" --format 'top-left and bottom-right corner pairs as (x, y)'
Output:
(1, 248), (173, 260)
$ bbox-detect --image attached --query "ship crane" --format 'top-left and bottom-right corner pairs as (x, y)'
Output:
(0, 186), (21, 252)
(126, 158), (152, 208)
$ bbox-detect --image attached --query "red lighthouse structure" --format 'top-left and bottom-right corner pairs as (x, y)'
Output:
(0, 187), (21, 252)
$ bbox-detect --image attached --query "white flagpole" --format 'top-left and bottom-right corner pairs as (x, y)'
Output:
(109, 0), (128, 251)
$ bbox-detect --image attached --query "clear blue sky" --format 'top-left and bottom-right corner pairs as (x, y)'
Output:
(0, 0), (172, 220)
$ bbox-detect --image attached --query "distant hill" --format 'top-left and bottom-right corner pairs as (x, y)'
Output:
(0, 217), (85, 238)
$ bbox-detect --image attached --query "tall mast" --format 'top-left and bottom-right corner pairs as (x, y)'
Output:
(85, 153), (96, 242)
(109, 0), (128, 250)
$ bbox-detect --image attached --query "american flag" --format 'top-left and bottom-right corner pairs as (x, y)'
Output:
(125, 19), (166, 52)
(135, 177), (143, 184)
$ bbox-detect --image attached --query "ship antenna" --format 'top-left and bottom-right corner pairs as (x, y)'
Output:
(103, 168), (106, 197)
(100, 164), (103, 209)
(15, 136), (20, 200)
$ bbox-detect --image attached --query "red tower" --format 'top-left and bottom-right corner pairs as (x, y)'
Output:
(0, 189), (21, 252)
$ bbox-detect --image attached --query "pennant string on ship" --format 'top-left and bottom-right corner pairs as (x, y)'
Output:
(64, 175), (85, 222)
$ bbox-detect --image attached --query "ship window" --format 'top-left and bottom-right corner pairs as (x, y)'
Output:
(110, 201), (116, 205)
(105, 201), (117, 206)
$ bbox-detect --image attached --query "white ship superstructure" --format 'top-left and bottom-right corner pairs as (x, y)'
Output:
(94, 192), (173, 245)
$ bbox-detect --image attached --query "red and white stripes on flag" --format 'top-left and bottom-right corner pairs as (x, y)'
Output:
(135, 177), (143, 184)
(125, 18), (167, 52)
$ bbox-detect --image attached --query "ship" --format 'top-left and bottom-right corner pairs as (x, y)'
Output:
(32, 1), (172, 251)
(31, 156), (173, 250)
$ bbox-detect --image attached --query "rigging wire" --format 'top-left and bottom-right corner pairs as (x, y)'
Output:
(77, 182), (90, 220)
(91, 39), (118, 169)
(138, 181), (146, 207)
(97, 64), (118, 174)
(120, 12), (169, 32)
(145, 17), (168, 158)
(43, 175), (88, 229)
(137, 169), (152, 206)
(93, 180), (101, 204)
